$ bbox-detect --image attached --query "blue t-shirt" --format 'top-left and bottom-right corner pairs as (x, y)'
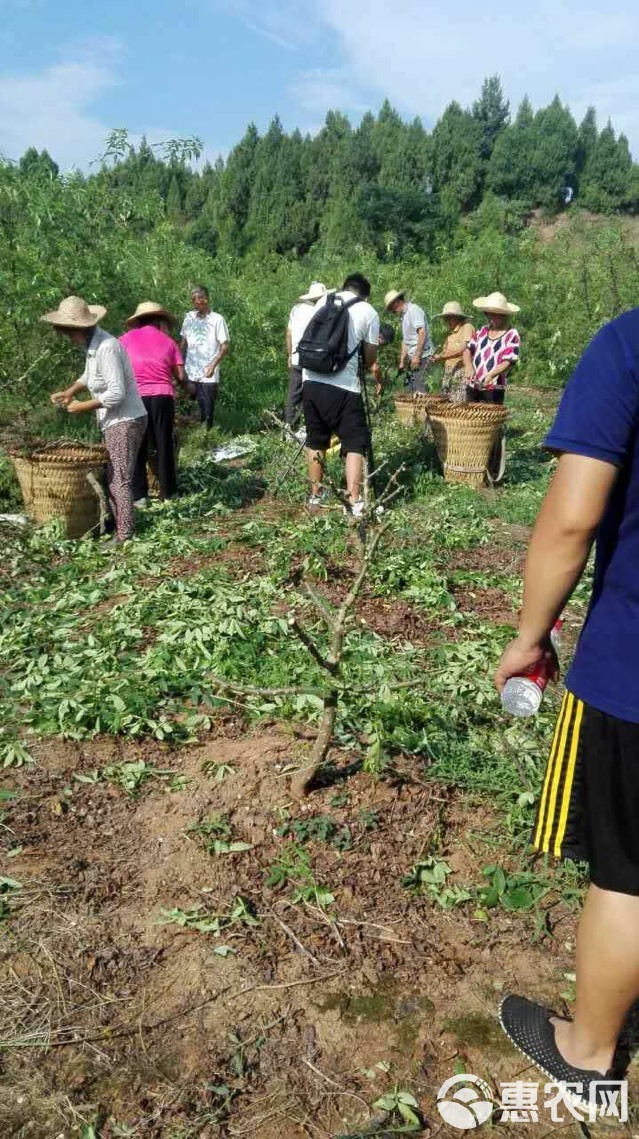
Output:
(545, 309), (639, 723)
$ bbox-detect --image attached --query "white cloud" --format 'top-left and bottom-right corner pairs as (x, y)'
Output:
(222, 0), (320, 48)
(287, 0), (639, 154)
(289, 68), (372, 117)
(0, 41), (121, 169)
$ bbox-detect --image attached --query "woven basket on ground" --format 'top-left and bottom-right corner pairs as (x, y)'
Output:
(10, 441), (108, 538)
(393, 392), (449, 426)
(426, 404), (509, 486)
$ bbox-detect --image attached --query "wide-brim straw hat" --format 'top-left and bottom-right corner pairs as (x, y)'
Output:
(125, 300), (175, 326)
(299, 281), (328, 302)
(40, 295), (106, 327)
(437, 301), (467, 319)
(473, 291), (520, 315)
(384, 289), (405, 311)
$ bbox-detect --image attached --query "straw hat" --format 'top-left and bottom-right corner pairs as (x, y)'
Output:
(437, 301), (467, 319)
(299, 281), (328, 302)
(125, 300), (174, 326)
(384, 289), (405, 311)
(40, 295), (106, 327)
(473, 291), (520, 315)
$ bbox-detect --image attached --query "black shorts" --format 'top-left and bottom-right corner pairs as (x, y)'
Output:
(533, 691), (639, 894)
(302, 382), (369, 455)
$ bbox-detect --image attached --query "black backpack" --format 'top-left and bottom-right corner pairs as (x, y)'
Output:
(297, 292), (361, 375)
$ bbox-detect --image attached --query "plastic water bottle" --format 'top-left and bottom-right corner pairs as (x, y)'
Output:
(501, 620), (563, 718)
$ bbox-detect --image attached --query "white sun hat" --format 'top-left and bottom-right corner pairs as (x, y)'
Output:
(473, 291), (520, 315)
(125, 300), (175, 326)
(299, 281), (328, 302)
(40, 295), (107, 327)
(384, 289), (405, 311)
(437, 301), (467, 318)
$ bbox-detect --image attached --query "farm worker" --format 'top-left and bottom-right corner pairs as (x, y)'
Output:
(286, 281), (327, 439)
(431, 301), (475, 404)
(301, 273), (379, 517)
(180, 285), (229, 430)
(120, 301), (186, 503)
(495, 307), (639, 1109)
(463, 291), (520, 405)
(384, 289), (434, 393)
(44, 295), (147, 543)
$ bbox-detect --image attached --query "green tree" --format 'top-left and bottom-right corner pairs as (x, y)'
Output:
(579, 122), (634, 212)
(529, 96), (579, 210)
(430, 102), (483, 213)
(486, 96), (535, 203)
(18, 147), (59, 179)
(472, 75), (510, 161)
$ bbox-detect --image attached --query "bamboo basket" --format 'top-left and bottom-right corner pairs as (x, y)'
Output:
(393, 392), (449, 426)
(412, 392), (450, 426)
(426, 404), (509, 486)
(10, 441), (108, 537)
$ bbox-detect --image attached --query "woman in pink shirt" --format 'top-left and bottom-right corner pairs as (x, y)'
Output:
(120, 301), (185, 501)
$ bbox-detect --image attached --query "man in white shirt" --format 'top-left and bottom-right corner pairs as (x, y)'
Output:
(180, 285), (229, 429)
(302, 273), (379, 516)
(384, 289), (434, 393)
(285, 281), (326, 435)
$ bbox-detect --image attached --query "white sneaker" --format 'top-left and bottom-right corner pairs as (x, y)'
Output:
(307, 488), (329, 508)
(351, 499), (365, 519)
(294, 429), (307, 446)
(134, 497), (148, 508)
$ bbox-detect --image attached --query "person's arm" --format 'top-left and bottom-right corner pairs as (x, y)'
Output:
(411, 325), (426, 368)
(172, 364), (186, 385)
(482, 359), (512, 385)
(495, 454), (618, 690)
(50, 377), (87, 407)
(496, 320), (639, 690)
(463, 346), (475, 379)
(204, 340), (229, 379)
(362, 342), (378, 371)
(67, 397), (103, 414)
(286, 327), (293, 367)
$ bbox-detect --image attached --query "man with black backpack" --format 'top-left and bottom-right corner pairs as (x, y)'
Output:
(298, 273), (379, 517)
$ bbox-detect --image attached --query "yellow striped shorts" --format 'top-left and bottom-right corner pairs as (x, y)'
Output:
(532, 689), (639, 893)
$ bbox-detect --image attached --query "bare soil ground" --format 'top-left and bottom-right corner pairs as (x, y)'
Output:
(1, 721), (594, 1139)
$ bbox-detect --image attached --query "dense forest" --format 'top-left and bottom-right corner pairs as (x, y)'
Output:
(2, 74), (639, 456)
(17, 76), (639, 261)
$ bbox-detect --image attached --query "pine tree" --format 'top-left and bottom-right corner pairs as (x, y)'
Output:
(529, 96), (579, 209)
(580, 121), (633, 211)
(486, 96), (535, 203)
(430, 102), (484, 213)
(472, 76), (510, 161)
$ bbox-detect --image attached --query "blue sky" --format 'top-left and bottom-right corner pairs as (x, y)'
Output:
(1, 0), (638, 168)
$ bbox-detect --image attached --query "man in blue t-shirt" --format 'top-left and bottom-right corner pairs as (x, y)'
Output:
(495, 310), (639, 1110)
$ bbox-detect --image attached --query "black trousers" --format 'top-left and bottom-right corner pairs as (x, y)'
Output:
(195, 382), (218, 428)
(133, 395), (177, 501)
(466, 386), (505, 405)
(286, 366), (304, 426)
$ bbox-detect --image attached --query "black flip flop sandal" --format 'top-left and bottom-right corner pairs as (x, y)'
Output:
(499, 995), (614, 1113)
